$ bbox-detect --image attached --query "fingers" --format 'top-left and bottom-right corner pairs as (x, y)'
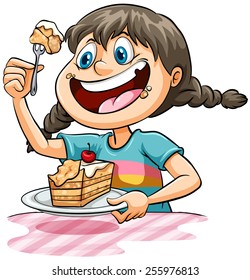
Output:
(133, 211), (146, 219)
(6, 57), (35, 69)
(3, 57), (44, 98)
(111, 211), (127, 224)
(108, 192), (147, 223)
(111, 210), (146, 224)
(4, 65), (26, 77)
(4, 58), (44, 77)
(4, 73), (25, 90)
(107, 196), (124, 206)
(3, 65), (26, 96)
(3, 66), (27, 94)
(4, 79), (24, 94)
(138, 212), (146, 218)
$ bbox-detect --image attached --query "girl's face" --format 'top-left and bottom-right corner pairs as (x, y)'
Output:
(56, 31), (181, 129)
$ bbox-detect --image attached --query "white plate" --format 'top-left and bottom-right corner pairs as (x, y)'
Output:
(21, 187), (127, 216)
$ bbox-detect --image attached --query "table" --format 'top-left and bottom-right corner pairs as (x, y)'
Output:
(8, 212), (207, 257)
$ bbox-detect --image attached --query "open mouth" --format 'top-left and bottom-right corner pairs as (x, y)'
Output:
(70, 61), (150, 114)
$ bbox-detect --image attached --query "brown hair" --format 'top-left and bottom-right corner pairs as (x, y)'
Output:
(27, 4), (247, 151)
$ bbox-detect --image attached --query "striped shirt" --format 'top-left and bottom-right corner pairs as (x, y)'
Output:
(57, 129), (183, 212)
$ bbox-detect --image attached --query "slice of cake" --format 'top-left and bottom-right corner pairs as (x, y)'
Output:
(29, 20), (64, 54)
(48, 159), (114, 207)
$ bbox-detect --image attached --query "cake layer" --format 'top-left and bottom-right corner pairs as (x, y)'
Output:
(83, 174), (112, 186)
(50, 173), (112, 190)
(52, 195), (82, 201)
(51, 179), (112, 196)
(52, 185), (110, 201)
(83, 180), (111, 195)
(52, 188), (110, 207)
(51, 188), (82, 196)
(49, 179), (82, 190)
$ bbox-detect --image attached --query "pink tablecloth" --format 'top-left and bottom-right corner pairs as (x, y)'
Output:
(8, 212), (207, 257)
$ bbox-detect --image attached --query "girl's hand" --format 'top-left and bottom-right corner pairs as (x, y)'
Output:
(3, 58), (44, 99)
(107, 191), (149, 223)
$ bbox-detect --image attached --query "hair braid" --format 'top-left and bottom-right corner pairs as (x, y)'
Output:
(43, 102), (74, 133)
(151, 76), (247, 117)
(27, 102), (74, 152)
(173, 77), (247, 109)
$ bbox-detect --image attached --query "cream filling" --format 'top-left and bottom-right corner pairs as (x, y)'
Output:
(80, 160), (110, 178)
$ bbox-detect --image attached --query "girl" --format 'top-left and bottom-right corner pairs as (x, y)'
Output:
(3, 4), (247, 223)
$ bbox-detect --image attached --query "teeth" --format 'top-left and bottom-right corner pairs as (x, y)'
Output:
(80, 61), (146, 92)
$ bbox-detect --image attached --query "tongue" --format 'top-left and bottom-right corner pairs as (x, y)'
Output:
(98, 89), (143, 113)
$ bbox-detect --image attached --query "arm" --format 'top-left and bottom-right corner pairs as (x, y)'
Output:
(148, 153), (201, 204)
(13, 98), (66, 158)
(108, 153), (201, 223)
(3, 58), (66, 159)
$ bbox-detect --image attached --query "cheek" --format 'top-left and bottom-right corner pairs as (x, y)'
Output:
(56, 66), (71, 97)
(55, 64), (109, 129)
(148, 66), (171, 106)
(56, 64), (77, 111)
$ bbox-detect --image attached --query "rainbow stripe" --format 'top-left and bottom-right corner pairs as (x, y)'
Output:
(111, 160), (163, 188)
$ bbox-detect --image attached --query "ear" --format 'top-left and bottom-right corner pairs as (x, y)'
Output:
(170, 67), (182, 87)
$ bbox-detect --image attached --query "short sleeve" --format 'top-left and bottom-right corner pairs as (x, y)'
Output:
(140, 131), (184, 170)
(57, 133), (102, 160)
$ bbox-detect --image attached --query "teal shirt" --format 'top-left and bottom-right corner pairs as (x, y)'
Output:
(57, 129), (184, 212)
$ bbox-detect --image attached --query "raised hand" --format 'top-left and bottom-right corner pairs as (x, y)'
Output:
(3, 58), (44, 99)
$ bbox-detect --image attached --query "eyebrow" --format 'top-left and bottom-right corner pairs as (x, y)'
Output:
(119, 31), (130, 37)
(85, 31), (130, 46)
(86, 38), (96, 43)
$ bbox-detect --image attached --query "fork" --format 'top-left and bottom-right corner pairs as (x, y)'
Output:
(30, 44), (45, 96)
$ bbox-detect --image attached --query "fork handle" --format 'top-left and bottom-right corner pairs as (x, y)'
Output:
(30, 53), (40, 96)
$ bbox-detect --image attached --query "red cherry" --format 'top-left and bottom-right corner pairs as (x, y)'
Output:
(81, 143), (96, 163)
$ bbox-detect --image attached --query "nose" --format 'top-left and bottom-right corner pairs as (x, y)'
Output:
(94, 60), (114, 76)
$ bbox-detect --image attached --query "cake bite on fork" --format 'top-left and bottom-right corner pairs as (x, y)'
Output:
(29, 20), (64, 96)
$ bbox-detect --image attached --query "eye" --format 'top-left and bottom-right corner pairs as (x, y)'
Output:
(76, 43), (97, 69)
(114, 37), (134, 65)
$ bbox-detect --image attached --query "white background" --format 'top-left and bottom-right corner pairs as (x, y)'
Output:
(0, 0), (249, 279)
